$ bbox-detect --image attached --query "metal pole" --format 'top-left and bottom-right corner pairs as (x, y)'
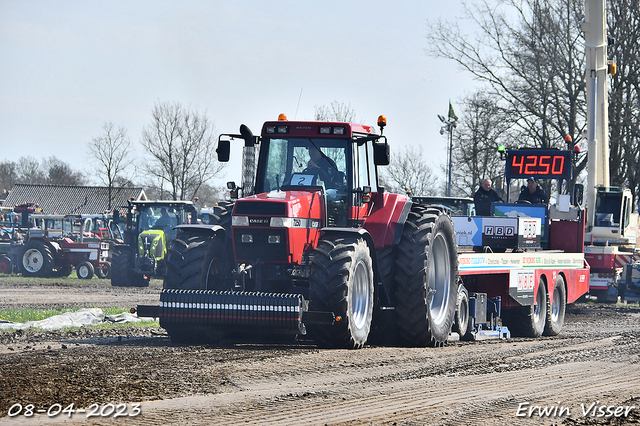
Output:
(447, 125), (453, 197)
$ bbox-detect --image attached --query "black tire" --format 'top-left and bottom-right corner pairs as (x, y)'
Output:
(308, 235), (374, 349)
(110, 248), (148, 287)
(76, 261), (95, 279)
(0, 255), (12, 274)
(52, 266), (73, 277)
(96, 262), (111, 279)
(544, 275), (566, 336)
(164, 231), (232, 291)
(504, 277), (548, 337)
(20, 240), (54, 278)
(454, 285), (474, 341)
(163, 230), (231, 344)
(368, 246), (399, 346)
(394, 205), (458, 347)
(207, 201), (234, 230)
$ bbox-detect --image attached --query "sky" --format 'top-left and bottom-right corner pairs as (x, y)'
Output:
(0, 0), (478, 189)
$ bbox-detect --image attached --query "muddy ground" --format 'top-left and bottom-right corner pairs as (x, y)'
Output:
(0, 277), (639, 425)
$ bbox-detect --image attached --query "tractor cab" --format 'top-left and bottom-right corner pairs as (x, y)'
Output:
(220, 115), (391, 232)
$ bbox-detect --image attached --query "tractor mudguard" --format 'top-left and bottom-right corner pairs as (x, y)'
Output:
(364, 193), (412, 248)
(175, 223), (226, 237)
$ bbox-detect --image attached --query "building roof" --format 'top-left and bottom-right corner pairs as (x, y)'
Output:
(2, 184), (147, 215)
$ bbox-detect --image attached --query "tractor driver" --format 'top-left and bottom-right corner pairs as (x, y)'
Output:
(154, 208), (173, 228)
(303, 146), (341, 187)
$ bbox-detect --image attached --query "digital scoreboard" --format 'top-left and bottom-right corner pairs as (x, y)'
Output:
(505, 150), (572, 180)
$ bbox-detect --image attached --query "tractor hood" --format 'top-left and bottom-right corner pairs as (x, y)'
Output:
(231, 189), (325, 264)
(232, 189), (325, 225)
(138, 229), (167, 260)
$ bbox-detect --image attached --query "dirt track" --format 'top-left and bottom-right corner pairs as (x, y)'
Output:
(0, 277), (639, 425)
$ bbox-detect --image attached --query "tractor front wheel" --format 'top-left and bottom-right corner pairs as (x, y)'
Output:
(308, 235), (374, 349)
(96, 262), (111, 279)
(394, 206), (458, 347)
(0, 255), (12, 274)
(110, 248), (147, 287)
(76, 261), (95, 279)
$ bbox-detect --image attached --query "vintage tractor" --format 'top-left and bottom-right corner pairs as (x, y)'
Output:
(17, 213), (111, 279)
(148, 115), (459, 349)
(110, 200), (198, 287)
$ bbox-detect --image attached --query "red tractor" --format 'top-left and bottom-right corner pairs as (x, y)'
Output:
(152, 115), (459, 348)
(16, 212), (111, 279)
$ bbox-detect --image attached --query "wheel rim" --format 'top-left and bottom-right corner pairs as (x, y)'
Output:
(550, 285), (561, 323)
(533, 284), (544, 323)
(428, 231), (451, 327)
(458, 295), (468, 330)
(351, 260), (371, 331)
(78, 265), (89, 278)
(23, 249), (44, 273)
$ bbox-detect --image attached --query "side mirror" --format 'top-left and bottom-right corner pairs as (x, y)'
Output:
(573, 183), (584, 207)
(373, 140), (390, 165)
(217, 140), (230, 162)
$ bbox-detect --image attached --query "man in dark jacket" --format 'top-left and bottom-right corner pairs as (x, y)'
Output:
(474, 178), (503, 216)
(518, 177), (548, 204)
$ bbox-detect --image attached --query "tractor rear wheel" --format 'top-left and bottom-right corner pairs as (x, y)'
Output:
(503, 277), (548, 337)
(0, 255), (12, 274)
(20, 240), (54, 278)
(394, 206), (458, 347)
(544, 275), (566, 336)
(164, 231), (232, 291)
(76, 261), (95, 279)
(308, 235), (374, 349)
(110, 248), (147, 287)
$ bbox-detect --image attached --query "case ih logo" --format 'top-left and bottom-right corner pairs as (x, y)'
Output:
(249, 217), (270, 225)
(483, 225), (515, 237)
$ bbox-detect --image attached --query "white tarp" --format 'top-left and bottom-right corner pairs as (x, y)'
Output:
(0, 308), (149, 331)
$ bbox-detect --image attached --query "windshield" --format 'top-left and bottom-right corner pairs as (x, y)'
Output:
(257, 137), (349, 192)
(137, 206), (189, 233)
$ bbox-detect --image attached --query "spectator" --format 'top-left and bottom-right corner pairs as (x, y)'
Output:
(474, 178), (503, 216)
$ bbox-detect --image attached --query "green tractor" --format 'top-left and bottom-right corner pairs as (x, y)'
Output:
(110, 200), (198, 287)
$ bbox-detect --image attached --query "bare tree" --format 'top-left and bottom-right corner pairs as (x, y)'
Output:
(42, 157), (85, 185)
(0, 161), (17, 195)
(449, 91), (513, 197)
(314, 101), (360, 122)
(427, 0), (587, 193)
(381, 145), (439, 196)
(16, 156), (46, 184)
(608, 0), (640, 202)
(141, 101), (225, 201)
(86, 121), (136, 209)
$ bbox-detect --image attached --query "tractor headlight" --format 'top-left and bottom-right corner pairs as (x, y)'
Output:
(268, 235), (281, 244)
(232, 216), (249, 226)
(241, 234), (253, 243)
(270, 217), (292, 227)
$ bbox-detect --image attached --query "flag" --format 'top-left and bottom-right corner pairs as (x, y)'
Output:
(448, 101), (458, 121)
